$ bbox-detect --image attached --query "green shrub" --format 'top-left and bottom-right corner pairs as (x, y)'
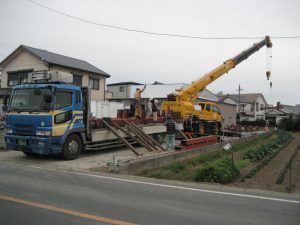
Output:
(239, 119), (266, 127)
(279, 115), (300, 131)
(193, 157), (239, 184)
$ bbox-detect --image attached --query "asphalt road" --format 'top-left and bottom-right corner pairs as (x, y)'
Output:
(0, 162), (299, 225)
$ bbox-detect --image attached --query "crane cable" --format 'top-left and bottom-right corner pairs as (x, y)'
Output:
(266, 46), (273, 105)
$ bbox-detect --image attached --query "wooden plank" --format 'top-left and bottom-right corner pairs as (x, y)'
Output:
(103, 120), (140, 156)
(112, 122), (155, 152)
(129, 121), (166, 152)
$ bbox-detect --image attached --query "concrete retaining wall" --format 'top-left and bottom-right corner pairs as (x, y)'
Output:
(117, 135), (264, 175)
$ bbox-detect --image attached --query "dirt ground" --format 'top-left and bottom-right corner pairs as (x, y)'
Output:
(232, 132), (300, 193)
(0, 147), (149, 171)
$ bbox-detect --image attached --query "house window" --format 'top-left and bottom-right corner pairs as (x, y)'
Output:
(240, 105), (245, 112)
(89, 78), (99, 90)
(256, 102), (259, 112)
(7, 70), (31, 86)
(73, 75), (82, 86)
(260, 104), (264, 110)
(119, 86), (125, 92)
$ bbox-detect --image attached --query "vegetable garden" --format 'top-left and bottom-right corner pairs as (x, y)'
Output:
(142, 130), (299, 192)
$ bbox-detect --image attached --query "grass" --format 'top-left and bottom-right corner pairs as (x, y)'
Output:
(234, 159), (250, 169)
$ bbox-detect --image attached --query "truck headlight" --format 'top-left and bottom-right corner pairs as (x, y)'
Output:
(6, 128), (13, 134)
(36, 130), (51, 136)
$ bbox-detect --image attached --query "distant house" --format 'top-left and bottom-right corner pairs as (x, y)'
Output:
(219, 93), (268, 121)
(265, 104), (300, 125)
(106, 81), (143, 100)
(0, 45), (110, 101)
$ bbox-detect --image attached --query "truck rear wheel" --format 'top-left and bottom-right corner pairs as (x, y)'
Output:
(62, 134), (82, 160)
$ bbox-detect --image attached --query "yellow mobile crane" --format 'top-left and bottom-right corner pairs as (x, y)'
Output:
(162, 36), (272, 137)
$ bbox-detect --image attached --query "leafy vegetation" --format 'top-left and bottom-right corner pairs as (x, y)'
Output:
(142, 131), (292, 185)
(242, 131), (291, 162)
(244, 131), (293, 179)
(193, 157), (239, 184)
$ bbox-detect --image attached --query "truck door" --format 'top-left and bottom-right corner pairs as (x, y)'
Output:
(52, 89), (74, 137)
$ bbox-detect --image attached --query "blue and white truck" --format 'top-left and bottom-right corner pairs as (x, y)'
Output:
(4, 71), (166, 159)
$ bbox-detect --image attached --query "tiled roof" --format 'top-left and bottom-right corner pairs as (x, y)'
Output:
(1, 45), (110, 77)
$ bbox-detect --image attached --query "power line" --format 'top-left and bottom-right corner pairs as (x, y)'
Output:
(28, 0), (300, 40)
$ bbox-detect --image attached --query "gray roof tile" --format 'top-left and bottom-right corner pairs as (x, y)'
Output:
(21, 45), (110, 77)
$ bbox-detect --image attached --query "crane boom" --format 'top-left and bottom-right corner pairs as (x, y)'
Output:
(171, 36), (272, 102)
(162, 36), (273, 137)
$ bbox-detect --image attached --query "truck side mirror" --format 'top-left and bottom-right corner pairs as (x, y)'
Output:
(3, 95), (9, 105)
(3, 95), (10, 112)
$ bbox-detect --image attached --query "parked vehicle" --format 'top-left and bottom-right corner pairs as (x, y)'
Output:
(4, 72), (165, 159)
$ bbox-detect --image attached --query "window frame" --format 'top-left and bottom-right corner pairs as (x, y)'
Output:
(89, 77), (100, 90)
(7, 70), (33, 87)
(54, 89), (73, 110)
(205, 104), (211, 112)
(119, 86), (125, 92)
(73, 74), (82, 86)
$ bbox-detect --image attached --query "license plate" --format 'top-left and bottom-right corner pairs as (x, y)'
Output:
(17, 139), (27, 146)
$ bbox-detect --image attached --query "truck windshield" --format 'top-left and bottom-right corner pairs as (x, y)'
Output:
(9, 88), (52, 112)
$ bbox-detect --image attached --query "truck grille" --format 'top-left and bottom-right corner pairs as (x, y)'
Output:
(15, 125), (34, 136)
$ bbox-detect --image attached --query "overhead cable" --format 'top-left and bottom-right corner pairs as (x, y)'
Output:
(28, 0), (300, 40)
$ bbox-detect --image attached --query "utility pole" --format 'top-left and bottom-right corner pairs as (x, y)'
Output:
(236, 84), (243, 124)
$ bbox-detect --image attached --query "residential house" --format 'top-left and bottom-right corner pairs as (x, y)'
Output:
(265, 104), (300, 125)
(0, 45), (110, 101)
(219, 93), (268, 121)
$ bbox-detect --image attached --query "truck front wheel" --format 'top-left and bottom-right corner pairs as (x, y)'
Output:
(62, 134), (82, 160)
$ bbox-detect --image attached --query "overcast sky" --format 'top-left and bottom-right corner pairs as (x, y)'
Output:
(0, 0), (299, 105)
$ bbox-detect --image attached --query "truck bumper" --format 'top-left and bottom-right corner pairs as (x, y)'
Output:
(5, 135), (62, 155)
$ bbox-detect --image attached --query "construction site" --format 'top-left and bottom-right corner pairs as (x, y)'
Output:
(1, 1), (300, 224)
(1, 36), (299, 194)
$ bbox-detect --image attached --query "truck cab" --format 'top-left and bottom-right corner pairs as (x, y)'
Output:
(5, 71), (88, 159)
